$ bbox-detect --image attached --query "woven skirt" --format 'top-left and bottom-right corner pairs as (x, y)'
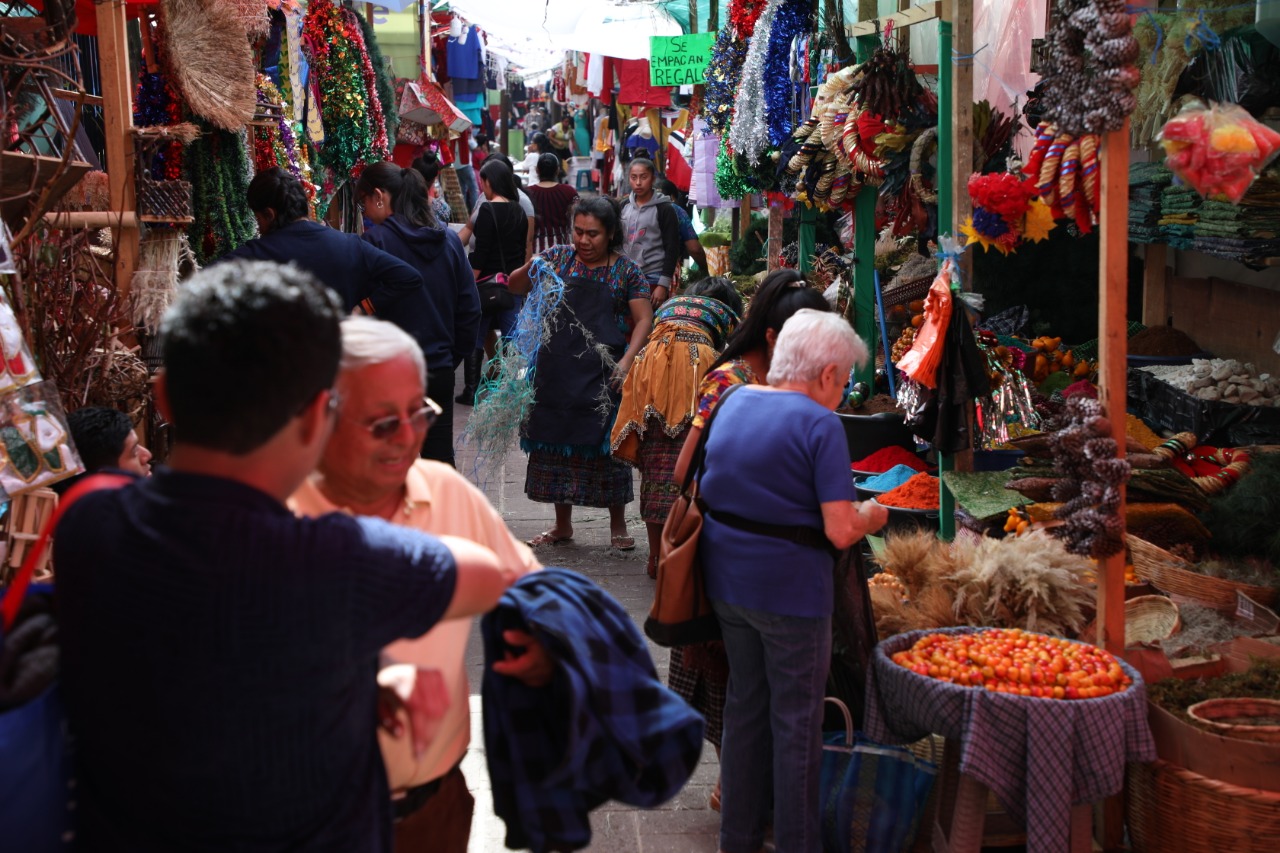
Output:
(636, 427), (687, 525)
(668, 646), (727, 748)
(525, 449), (634, 507)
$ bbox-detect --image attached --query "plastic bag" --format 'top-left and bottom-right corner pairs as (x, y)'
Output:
(1158, 99), (1280, 203)
(1176, 28), (1280, 117)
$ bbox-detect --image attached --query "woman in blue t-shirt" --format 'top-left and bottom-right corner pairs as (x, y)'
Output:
(698, 309), (888, 853)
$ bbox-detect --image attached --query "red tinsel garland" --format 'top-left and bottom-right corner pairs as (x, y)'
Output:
(730, 0), (768, 38)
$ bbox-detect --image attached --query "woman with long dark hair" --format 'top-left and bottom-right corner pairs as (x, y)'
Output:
(410, 150), (455, 225)
(356, 162), (481, 466)
(506, 195), (654, 550)
(454, 159), (531, 405)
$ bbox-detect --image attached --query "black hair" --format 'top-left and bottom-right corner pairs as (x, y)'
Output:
(530, 132), (551, 154)
(484, 151), (523, 190)
(710, 269), (830, 371)
(66, 407), (134, 472)
(573, 196), (624, 251)
(410, 151), (442, 187)
(245, 167), (309, 231)
(685, 276), (744, 320)
(160, 260), (342, 454)
(629, 157), (657, 177)
(536, 153), (562, 182)
(479, 158), (520, 202)
(357, 161), (437, 228)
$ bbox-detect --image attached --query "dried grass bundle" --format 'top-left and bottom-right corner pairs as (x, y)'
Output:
(160, 0), (256, 131)
(951, 531), (1096, 637)
(869, 584), (911, 637)
(875, 529), (948, 599)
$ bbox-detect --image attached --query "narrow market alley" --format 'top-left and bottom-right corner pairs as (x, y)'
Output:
(454, 408), (723, 853)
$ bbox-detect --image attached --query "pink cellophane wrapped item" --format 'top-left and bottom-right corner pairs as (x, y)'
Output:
(1158, 99), (1280, 203)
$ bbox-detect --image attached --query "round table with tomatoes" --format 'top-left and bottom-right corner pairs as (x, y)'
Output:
(863, 627), (1156, 853)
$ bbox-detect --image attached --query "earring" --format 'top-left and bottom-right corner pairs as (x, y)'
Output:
(376, 201), (384, 208)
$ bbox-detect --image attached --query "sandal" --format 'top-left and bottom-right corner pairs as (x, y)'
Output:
(709, 779), (721, 812)
(527, 530), (573, 547)
(610, 534), (636, 551)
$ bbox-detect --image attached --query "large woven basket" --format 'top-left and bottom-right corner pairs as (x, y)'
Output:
(1188, 699), (1280, 745)
(1127, 759), (1280, 852)
(1126, 534), (1280, 611)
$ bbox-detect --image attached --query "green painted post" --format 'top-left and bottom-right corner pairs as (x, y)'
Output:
(851, 33), (878, 391)
(798, 205), (818, 274)
(936, 17), (956, 540)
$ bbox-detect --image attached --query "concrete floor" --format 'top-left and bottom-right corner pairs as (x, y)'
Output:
(453, 407), (723, 853)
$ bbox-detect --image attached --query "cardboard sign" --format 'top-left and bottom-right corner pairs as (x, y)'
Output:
(649, 33), (716, 87)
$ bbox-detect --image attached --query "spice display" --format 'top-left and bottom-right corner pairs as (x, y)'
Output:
(1139, 358), (1280, 406)
(860, 464), (920, 492)
(1125, 413), (1163, 450)
(1158, 603), (1270, 660)
(891, 629), (1133, 699)
(1128, 325), (1202, 357)
(1159, 100), (1280, 202)
(842, 393), (903, 416)
(1048, 397), (1131, 558)
(877, 472), (940, 510)
(852, 445), (927, 474)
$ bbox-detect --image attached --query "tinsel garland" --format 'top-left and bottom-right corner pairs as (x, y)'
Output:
(764, 0), (812, 148)
(728, 0), (781, 166)
(301, 0), (389, 180)
(252, 73), (314, 208)
(187, 121), (256, 266)
(715, 145), (759, 199)
(133, 71), (185, 181)
(730, 0), (768, 39)
(702, 28), (747, 137)
(355, 9), (398, 144)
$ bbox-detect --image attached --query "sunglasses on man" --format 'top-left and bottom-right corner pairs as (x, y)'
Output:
(359, 397), (443, 440)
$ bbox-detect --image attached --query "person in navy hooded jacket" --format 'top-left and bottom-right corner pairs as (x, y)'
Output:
(356, 162), (481, 467)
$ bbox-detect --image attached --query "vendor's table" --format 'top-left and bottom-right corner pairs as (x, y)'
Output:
(865, 628), (1156, 853)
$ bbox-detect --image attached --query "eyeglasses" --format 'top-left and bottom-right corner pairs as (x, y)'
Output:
(360, 397), (442, 440)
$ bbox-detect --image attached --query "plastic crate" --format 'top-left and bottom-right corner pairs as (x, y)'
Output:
(1128, 367), (1280, 445)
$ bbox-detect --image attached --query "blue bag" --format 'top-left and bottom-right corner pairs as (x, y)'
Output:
(820, 697), (937, 853)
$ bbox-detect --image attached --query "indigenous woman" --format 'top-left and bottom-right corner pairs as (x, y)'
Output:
(609, 277), (743, 579)
(507, 196), (654, 550)
(525, 153), (580, 253)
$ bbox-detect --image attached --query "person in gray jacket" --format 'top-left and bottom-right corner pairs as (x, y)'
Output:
(620, 158), (681, 308)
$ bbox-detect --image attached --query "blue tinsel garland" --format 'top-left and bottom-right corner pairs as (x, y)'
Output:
(702, 28), (747, 137)
(764, 0), (813, 148)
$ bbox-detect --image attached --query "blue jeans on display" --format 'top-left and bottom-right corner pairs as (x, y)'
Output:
(712, 599), (831, 853)
(455, 164), (479, 210)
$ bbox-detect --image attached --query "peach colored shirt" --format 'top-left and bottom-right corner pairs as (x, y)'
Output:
(289, 460), (540, 788)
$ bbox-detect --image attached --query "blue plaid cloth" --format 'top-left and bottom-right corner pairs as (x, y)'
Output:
(481, 568), (704, 852)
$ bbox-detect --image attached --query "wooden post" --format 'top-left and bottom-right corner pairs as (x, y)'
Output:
(500, 90), (511, 157)
(1141, 242), (1169, 326)
(852, 27), (878, 393)
(739, 194), (752, 248)
(950, 0), (973, 244)
(766, 199), (783, 271)
(1095, 122), (1130, 657)
(95, 0), (139, 303)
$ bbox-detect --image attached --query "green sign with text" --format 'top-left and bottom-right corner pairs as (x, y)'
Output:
(649, 33), (717, 87)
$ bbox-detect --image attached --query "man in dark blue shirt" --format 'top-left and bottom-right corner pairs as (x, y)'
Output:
(222, 167), (425, 314)
(54, 260), (512, 851)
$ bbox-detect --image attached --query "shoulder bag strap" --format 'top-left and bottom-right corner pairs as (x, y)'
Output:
(0, 473), (132, 631)
(678, 381), (743, 497)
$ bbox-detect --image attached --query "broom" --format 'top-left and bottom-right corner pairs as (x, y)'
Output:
(160, 0), (256, 131)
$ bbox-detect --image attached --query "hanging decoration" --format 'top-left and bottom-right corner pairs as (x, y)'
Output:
(187, 122), (257, 266)
(960, 172), (1055, 254)
(728, 0), (781, 166)
(702, 28), (747, 137)
(1039, 0), (1140, 137)
(132, 229), (199, 334)
(1022, 121), (1101, 232)
(159, 0), (258, 132)
(763, 0), (813, 148)
(301, 0), (390, 190)
(1048, 396), (1130, 558)
(134, 70), (186, 182)
(355, 9), (399, 145)
(730, 0), (768, 38)
(251, 73), (313, 202)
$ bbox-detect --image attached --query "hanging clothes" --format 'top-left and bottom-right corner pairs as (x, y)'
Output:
(446, 25), (482, 81)
(615, 59), (670, 110)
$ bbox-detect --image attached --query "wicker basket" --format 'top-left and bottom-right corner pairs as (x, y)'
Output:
(1187, 699), (1280, 745)
(1126, 534), (1280, 611)
(1125, 595), (1181, 645)
(1127, 759), (1280, 852)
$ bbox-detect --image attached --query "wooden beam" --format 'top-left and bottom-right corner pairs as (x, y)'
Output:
(766, 200), (783, 272)
(42, 210), (139, 228)
(52, 88), (104, 108)
(1096, 122), (1130, 657)
(94, 0), (139, 302)
(950, 0), (973, 234)
(846, 0), (940, 36)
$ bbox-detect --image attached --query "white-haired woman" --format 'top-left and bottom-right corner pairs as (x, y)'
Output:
(698, 309), (888, 853)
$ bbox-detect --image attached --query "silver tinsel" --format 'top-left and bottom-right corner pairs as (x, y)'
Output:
(728, 0), (781, 166)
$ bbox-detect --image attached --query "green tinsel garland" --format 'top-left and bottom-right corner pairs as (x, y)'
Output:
(187, 121), (256, 266)
(356, 11), (399, 144)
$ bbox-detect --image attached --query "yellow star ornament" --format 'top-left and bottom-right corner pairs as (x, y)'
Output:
(960, 216), (1009, 254)
(1022, 199), (1057, 243)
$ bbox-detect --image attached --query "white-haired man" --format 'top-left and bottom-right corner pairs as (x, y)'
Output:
(290, 316), (547, 852)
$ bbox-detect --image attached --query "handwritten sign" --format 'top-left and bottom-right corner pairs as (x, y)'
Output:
(649, 33), (716, 87)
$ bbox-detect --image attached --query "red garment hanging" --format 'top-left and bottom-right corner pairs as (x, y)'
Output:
(615, 59), (670, 110)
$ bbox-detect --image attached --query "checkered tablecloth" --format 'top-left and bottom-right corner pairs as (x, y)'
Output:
(864, 628), (1156, 853)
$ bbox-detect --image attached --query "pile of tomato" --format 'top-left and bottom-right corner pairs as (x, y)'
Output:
(891, 628), (1132, 700)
